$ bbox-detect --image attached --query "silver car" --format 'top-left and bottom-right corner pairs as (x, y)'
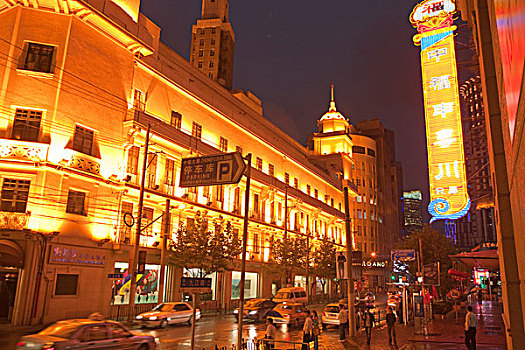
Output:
(321, 303), (342, 328)
(16, 319), (157, 350)
(136, 302), (200, 328)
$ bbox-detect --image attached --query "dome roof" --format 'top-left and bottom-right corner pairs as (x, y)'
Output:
(319, 84), (348, 123)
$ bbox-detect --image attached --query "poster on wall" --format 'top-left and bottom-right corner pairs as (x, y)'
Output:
(111, 262), (159, 305)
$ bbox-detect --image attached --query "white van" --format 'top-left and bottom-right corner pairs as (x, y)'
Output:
(273, 287), (308, 305)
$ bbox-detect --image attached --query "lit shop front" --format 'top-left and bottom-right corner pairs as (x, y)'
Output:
(361, 260), (387, 291)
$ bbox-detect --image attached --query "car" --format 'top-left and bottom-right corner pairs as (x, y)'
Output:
(233, 298), (277, 322)
(273, 287), (308, 304)
(136, 302), (200, 328)
(267, 302), (309, 328)
(361, 292), (375, 303)
(321, 303), (342, 328)
(16, 316), (157, 350)
(387, 295), (401, 309)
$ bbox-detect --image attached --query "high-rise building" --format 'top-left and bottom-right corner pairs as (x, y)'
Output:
(402, 191), (423, 236)
(190, 0), (235, 90)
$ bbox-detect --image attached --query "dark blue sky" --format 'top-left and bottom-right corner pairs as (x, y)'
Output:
(141, 0), (431, 217)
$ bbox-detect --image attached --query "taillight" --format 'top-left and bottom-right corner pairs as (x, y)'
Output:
(16, 342), (25, 347)
(322, 312), (326, 316)
(285, 314), (290, 318)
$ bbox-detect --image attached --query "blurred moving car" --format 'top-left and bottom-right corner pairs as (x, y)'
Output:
(136, 302), (200, 328)
(361, 292), (376, 303)
(267, 302), (309, 328)
(387, 295), (401, 309)
(273, 287), (308, 304)
(16, 318), (157, 350)
(233, 299), (277, 322)
(321, 303), (342, 328)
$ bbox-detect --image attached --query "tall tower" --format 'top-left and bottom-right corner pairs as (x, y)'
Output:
(190, 0), (235, 90)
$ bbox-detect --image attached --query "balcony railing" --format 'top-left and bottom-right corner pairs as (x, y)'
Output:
(0, 211), (30, 230)
(0, 139), (49, 162)
(68, 151), (101, 175)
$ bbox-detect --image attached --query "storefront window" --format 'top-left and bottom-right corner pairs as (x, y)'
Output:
(111, 262), (160, 305)
(231, 271), (258, 299)
(182, 268), (217, 301)
(294, 275), (307, 289)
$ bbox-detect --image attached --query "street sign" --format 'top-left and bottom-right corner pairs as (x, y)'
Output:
(180, 277), (212, 294)
(108, 273), (123, 279)
(137, 251), (146, 275)
(391, 249), (416, 261)
(449, 288), (461, 300)
(179, 152), (246, 187)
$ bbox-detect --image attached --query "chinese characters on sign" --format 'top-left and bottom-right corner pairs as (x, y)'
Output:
(49, 245), (106, 267)
(410, 0), (470, 223)
(179, 152), (245, 187)
(180, 277), (213, 294)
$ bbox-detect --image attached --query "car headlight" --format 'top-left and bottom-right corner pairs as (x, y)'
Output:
(149, 316), (158, 320)
(136, 315), (143, 320)
(233, 309), (238, 314)
(249, 310), (258, 315)
(154, 337), (160, 344)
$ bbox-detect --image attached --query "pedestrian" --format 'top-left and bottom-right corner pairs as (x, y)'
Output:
(363, 308), (375, 345)
(338, 304), (348, 342)
(477, 289), (483, 307)
(302, 310), (313, 350)
(465, 305), (478, 350)
(337, 252), (347, 279)
(311, 310), (320, 350)
(386, 307), (397, 346)
(264, 318), (276, 350)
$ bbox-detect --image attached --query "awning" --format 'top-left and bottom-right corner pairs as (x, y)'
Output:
(450, 250), (499, 270)
(0, 239), (24, 267)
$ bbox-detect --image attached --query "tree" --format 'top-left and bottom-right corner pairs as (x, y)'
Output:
(168, 211), (242, 276)
(396, 224), (457, 295)
(311, 238), (336, 300)
(267, 234), (308, 286)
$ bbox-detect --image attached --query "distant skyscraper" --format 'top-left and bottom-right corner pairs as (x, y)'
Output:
(402, 191), (423, 235)
(190, 0), (235, 90)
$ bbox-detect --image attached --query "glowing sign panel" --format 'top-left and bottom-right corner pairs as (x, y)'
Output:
(411, 0), (470, 223)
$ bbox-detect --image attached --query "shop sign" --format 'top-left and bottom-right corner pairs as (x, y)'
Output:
(49, 245), (106, 267)
(180, 277), (212, 294)
(362, 260), (386, 268)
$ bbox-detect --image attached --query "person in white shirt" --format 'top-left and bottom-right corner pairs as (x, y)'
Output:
(338, 305), (348, 341)
(465, 305), (478, 350)
(264, 318), (276, 349)
(302, 310), (313, 350)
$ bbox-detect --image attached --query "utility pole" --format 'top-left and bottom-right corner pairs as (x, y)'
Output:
(158, 199), (170, 304)
(128, 123), (150, 322)
(284, 185), (288, 286)
(306, 234), (310, 303)
(343, 185), (355, 337)
(237, 153), (251, 350)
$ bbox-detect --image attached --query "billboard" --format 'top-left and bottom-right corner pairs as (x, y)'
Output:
(410, 0), (470, 223)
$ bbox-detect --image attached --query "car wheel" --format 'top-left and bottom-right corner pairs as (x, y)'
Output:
(138, 344), (148, 350)
(160, 319), (168, 329)
(188, 315), (193, 326)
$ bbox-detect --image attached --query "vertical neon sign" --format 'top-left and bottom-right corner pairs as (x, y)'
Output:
(410, 0), (470, 223)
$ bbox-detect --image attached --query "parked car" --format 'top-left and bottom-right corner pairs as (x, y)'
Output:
(267, 302), (309, 328)
(321, 303), (342, 328)
(233, 298), (277, 322)
(273, 287), (308, 304)
(387, 295), (401, 309)
(136, 302), (200, 328)
(16, 317), (157, 350)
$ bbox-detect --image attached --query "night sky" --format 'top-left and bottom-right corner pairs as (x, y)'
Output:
(141, 0), (432, 220)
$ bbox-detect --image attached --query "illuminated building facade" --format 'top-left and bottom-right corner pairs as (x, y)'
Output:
(309, 91), (402, 290)
(457, 1), (525, 347)
(402, 190), (424, 236)
(0, 0), (356, 325)
(190, 0), (235, 90)
(410, 0), (470, 223)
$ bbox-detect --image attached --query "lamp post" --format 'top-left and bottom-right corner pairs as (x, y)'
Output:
(343, 183), (355, 337)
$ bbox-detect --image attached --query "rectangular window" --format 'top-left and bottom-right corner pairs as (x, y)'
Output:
(22, 42), (54, 73)
(146, 153), (157, 189)
(363, 210), (367, 219)
(133, 89), (146, 111)
(294, 178), (298, 189)
(324, 194), (329, 203)
(220, 137), (228, 152)
(215, 185), (224, 203)
(307, 184), (311, 195)
(256, 157), (262, 171)
(253, 194), (259, 214)
(170, 111), (182, 129)
(200, 29), (205, 34)
(66, 190), (86, 216)
(211, 38), (216, 44)
(254, 234), (259, 253)
(198, 61), (203, 68)
(127, 146), (139, 175)
(12, 109), (42, 142)
(209, 61), (214, 68)
(1, 179), (30, 212)
(278, 202), (282, 221)
(72, 125), (94, 156)
(192, 122), (202, 140)
(356, 179), (361, 186)
(208, 73), (214, 78)
(199, 39), (204, 46)
(331, 198), (334, 207)
(141, 207), (154, 237)
(55, 274), (78, 296)
(268, 164), (274, 177)
(285, 173), (289, 185)
(210, 50), (215, 56)
(236, 145), (243, 155)
(211, 28), (216, 34)
(357, 225), (362, 236)
(357, 209), (362, 219)
(165, 158), (175, 186)
(314, 189), (318, 199)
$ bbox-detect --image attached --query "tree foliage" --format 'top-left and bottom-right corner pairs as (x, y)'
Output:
(396, 224), (457, 295)
(311, 238), (336, 294)
(267, 234), (308, 283)
(168, 211), (242, 275)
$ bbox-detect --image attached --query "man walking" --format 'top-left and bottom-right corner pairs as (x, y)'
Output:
(302, 310), (313, 350)
(386, 307), (397, 346)
(465, 305), (478, 350)
(363, 308), (375, 345)
(338, 304), (348, 342)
